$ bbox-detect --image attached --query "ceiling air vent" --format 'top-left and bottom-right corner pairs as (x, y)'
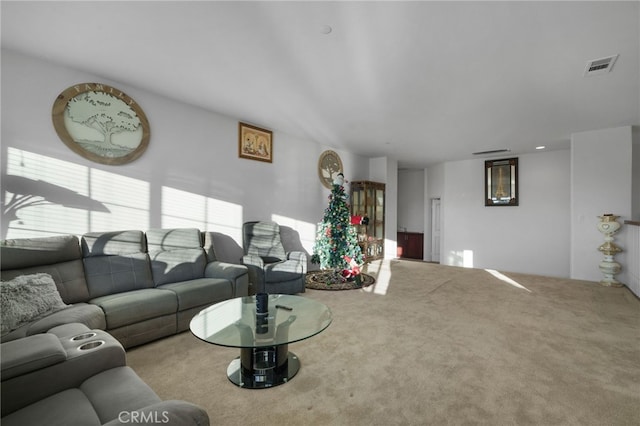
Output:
(584, 54), (618, 77)
(473, 149), (510, 156)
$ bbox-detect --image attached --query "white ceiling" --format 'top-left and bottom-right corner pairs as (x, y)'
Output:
(2, 1), (639, 168)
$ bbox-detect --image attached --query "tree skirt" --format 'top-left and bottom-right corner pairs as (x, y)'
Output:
(305, 270), (376, 290)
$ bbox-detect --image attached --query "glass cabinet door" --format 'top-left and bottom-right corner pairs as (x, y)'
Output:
(366, 188), (374, 227)
(350, 181), (385, 261)
(375, 188), (384, 239)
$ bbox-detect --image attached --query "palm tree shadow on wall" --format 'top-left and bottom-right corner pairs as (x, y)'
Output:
(2, 175), (110, 238)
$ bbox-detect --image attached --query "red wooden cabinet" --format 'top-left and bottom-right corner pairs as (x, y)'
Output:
(397, 232), (424, 260)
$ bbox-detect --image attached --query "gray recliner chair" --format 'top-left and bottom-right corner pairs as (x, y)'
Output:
(242, 221), (306, 294)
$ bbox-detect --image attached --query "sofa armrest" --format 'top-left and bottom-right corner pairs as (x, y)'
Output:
(102, 400), (210, 426)
(287, 251), (307, 263)
(287, 251), (308, 272)
(241, 254), (264, 268)
(1, 334), (66, 380)
(1, 330), (126, 417)
(204, 261), (249, 297)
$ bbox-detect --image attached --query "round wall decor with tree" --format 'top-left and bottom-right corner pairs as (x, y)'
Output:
(52, 83), (150, 165)
(317, 150), (343, 189)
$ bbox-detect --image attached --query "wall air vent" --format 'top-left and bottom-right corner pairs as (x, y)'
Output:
(584, 54), (618, 77)
(472, 149), (510, 156)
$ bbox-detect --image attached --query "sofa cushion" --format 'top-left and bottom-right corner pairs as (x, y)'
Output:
(80, 366), (162, 424)
(1, 235), (90, 304)
(146, 229), (206, 285)
(81, 230), (147, 257)
(146, 228), (202, 251)
(243, 221), (287, 260)
(1, 333), (66, 380)
(1, 235), (81, 270)
(1, 388), (102, 426)
(82, 231), (154, 298)
(105, 400), (210, 426)
(90, 289), (177, 329)
(46, 323), (92, 340)
(83, 253), (154, 298)
(149, 248), (207, 286)
(158, 277), (233, 311)
(1, 273), (69, 335)
(1, 304), (106, 344)
(1, 261), (90, 305)
(106, 316), (177, 349)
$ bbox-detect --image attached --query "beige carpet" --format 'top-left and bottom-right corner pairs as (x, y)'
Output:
(127, 260), (640, 426)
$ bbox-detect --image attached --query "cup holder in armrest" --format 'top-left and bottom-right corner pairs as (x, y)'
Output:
(78, 340), (105, 351)
(71, 332), (97, 342)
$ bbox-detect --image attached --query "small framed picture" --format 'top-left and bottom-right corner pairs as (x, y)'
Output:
(238, 122), (272, 163)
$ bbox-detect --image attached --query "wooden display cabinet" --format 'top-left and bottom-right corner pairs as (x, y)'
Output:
(350, 181), (385, 262)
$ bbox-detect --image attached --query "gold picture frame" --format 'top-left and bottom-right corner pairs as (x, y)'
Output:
(238, 122), (272, 163)
(52, 83), (150, 165)
(485, 157), (518, 206)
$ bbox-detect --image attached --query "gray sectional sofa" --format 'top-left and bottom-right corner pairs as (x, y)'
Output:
(1, 228), (249, 348)
(0, 227), (250, 426)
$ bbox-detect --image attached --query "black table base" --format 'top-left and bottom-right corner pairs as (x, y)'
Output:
(226, 344), (300, 388)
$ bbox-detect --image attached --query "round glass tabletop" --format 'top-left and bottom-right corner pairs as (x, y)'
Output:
(190, 294), (332, 348)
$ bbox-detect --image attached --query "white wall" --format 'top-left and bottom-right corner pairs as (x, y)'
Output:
(570, 126), (633, 282)
(0, 49), (370, 263)
(440, 150), (571, 277)
(397, 169), (425, 232)
(402, 127), (636, 283)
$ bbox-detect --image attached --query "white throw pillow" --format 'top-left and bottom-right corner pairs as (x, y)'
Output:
(1, 273), (69, 335)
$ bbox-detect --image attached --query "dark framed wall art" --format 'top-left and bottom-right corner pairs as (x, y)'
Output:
(485, 158), (518, 206)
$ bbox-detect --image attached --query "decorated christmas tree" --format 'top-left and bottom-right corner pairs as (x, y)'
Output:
(311, 174), (364, 282)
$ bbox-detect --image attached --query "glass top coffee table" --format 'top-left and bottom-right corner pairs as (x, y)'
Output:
(190, 294), (332, 389)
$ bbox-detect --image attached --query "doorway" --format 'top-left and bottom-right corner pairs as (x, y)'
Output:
(431, 198), (441, 263)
